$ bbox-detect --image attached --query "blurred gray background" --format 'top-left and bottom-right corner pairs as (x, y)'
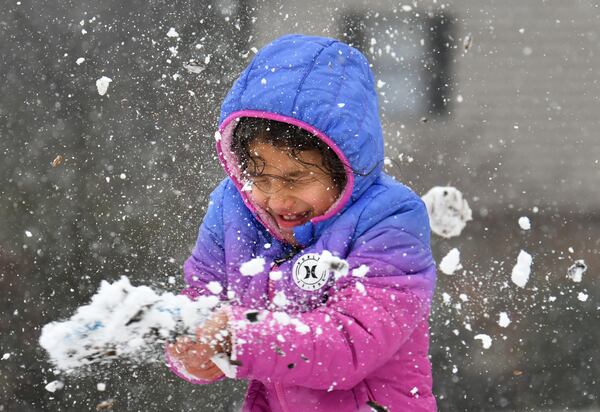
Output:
(1, 0), (598, 411)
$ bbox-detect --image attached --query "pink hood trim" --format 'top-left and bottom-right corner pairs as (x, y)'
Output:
(215, 110), (355, 243)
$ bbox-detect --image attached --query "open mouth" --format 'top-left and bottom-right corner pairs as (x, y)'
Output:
(272, 211), (311, 228)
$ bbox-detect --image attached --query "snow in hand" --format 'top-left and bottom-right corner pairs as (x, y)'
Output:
(422, 186), (472, 238)
(39, 276), (217, 373)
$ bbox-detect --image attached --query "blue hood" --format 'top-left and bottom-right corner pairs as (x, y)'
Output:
(216, 34), (385, 245)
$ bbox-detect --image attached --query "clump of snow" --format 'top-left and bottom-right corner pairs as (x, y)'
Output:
(511, 250), (532, 288)
(422, 186), (472, 238)
(39, 276), (216, 373)
(45, 380), (64, 393)
(474, 334), (492, 349)
(240, 257), (265, 276)
(351, 265), (369, 278)
(206, 281), (223, 295)
(518, 216), (531, 230)
(269, 271), (282, 281)
(567, 260), (587, 283)
(439, 248), (462, 275)
(96, 76), (112, 96)
(97, 382), (106, 391)
(355, 281), (366, 295)
(316, 250), (349, 280)
(76, 57), (85, 65)
(2, 353), (10, 360)
(272, 291), (289, 307)
(166, 27), (179, 38)
(577, 292), (588, 302)
(498, 312), (511, 328)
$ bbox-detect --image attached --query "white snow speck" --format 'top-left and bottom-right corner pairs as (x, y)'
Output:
(459, 293), (468, 302)
(269, 271), (282, 281)
(97, 382), (106, 391)
(316, 250), (349, 280)
(456, 94), (464, 103)
(442, 292), (452, 304)
(498, 312), (511, 328)
(567, 260), (587, 283)
(119, 173), (126, 180)
(96, 76), (112, 96)
(273, 291), (289, 307)
(351, 265), (369, 278)
(261, 78), (267, 85)
(240, 257), (265, 277)
(410, 386), (419, 397)
(355, 281), (366, 294)
(376, 79), (386, 89)
(25, 230), (33, 238)
(518, 216), (531, 230)
(401, 4), (413, 12)
(1, 353), (10, 360)
(422, 186), (472, 238)
(337, 103), (346, 108)
(45, 380), (64, 393)
(577, 292), (588, 302)
(511, 250), (532, 288)
(167, 276), (175, 284)
(206, 281), (223, 295)
(440, 248), (462, 275)
(76, 57), (85, 65)
(166, 27), (179, 38)
(474, 334), (492, 349)
(214, 131), (222, 141)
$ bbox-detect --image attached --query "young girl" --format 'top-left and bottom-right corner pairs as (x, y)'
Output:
(166, 34), (437, 411)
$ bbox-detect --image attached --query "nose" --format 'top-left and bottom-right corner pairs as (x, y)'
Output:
(267, 192), (297, 213)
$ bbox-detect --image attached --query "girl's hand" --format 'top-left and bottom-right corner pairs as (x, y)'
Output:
(167, 309), (231, 381)
(167, 337), (224, 381)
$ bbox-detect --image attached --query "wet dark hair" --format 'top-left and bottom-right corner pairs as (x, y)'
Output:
(231, 117), (348, 191)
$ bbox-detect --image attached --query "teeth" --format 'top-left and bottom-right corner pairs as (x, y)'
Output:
(281, 213), (306, 221)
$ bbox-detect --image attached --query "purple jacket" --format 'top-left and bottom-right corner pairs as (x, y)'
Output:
(168, 34), (437, 411)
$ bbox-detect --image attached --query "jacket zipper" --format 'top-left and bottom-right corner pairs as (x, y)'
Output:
(268, 246), (300, 412)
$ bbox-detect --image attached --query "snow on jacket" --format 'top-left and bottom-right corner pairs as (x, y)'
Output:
(167, 34), (437, 412)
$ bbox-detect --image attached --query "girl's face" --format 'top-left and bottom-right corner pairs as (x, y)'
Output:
(246, 142), (342, 242)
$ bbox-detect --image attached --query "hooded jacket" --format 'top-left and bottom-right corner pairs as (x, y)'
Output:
(168, 34), (437, 412)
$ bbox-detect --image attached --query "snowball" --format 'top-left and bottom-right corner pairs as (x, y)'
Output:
(39, 276), (214, 373)
(498, 312), (511, 328)
(439, 248), (462, 275)
(422, 186), (472, 238)
(474, 334), (492, 349)
(206, 281), (223, 295)
(511, 250), (532, 288)
(240, 257), (265, 276)
(166, 27), (179, 38)
(518, 216), (531, 230)
(577, 292), (588, 302)
(567, 260), (587, 283)
(96, 76), (112, 96)
(45, 380), (64, 393)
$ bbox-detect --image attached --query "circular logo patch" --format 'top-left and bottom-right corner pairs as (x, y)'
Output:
(292, 253), (330, 291)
